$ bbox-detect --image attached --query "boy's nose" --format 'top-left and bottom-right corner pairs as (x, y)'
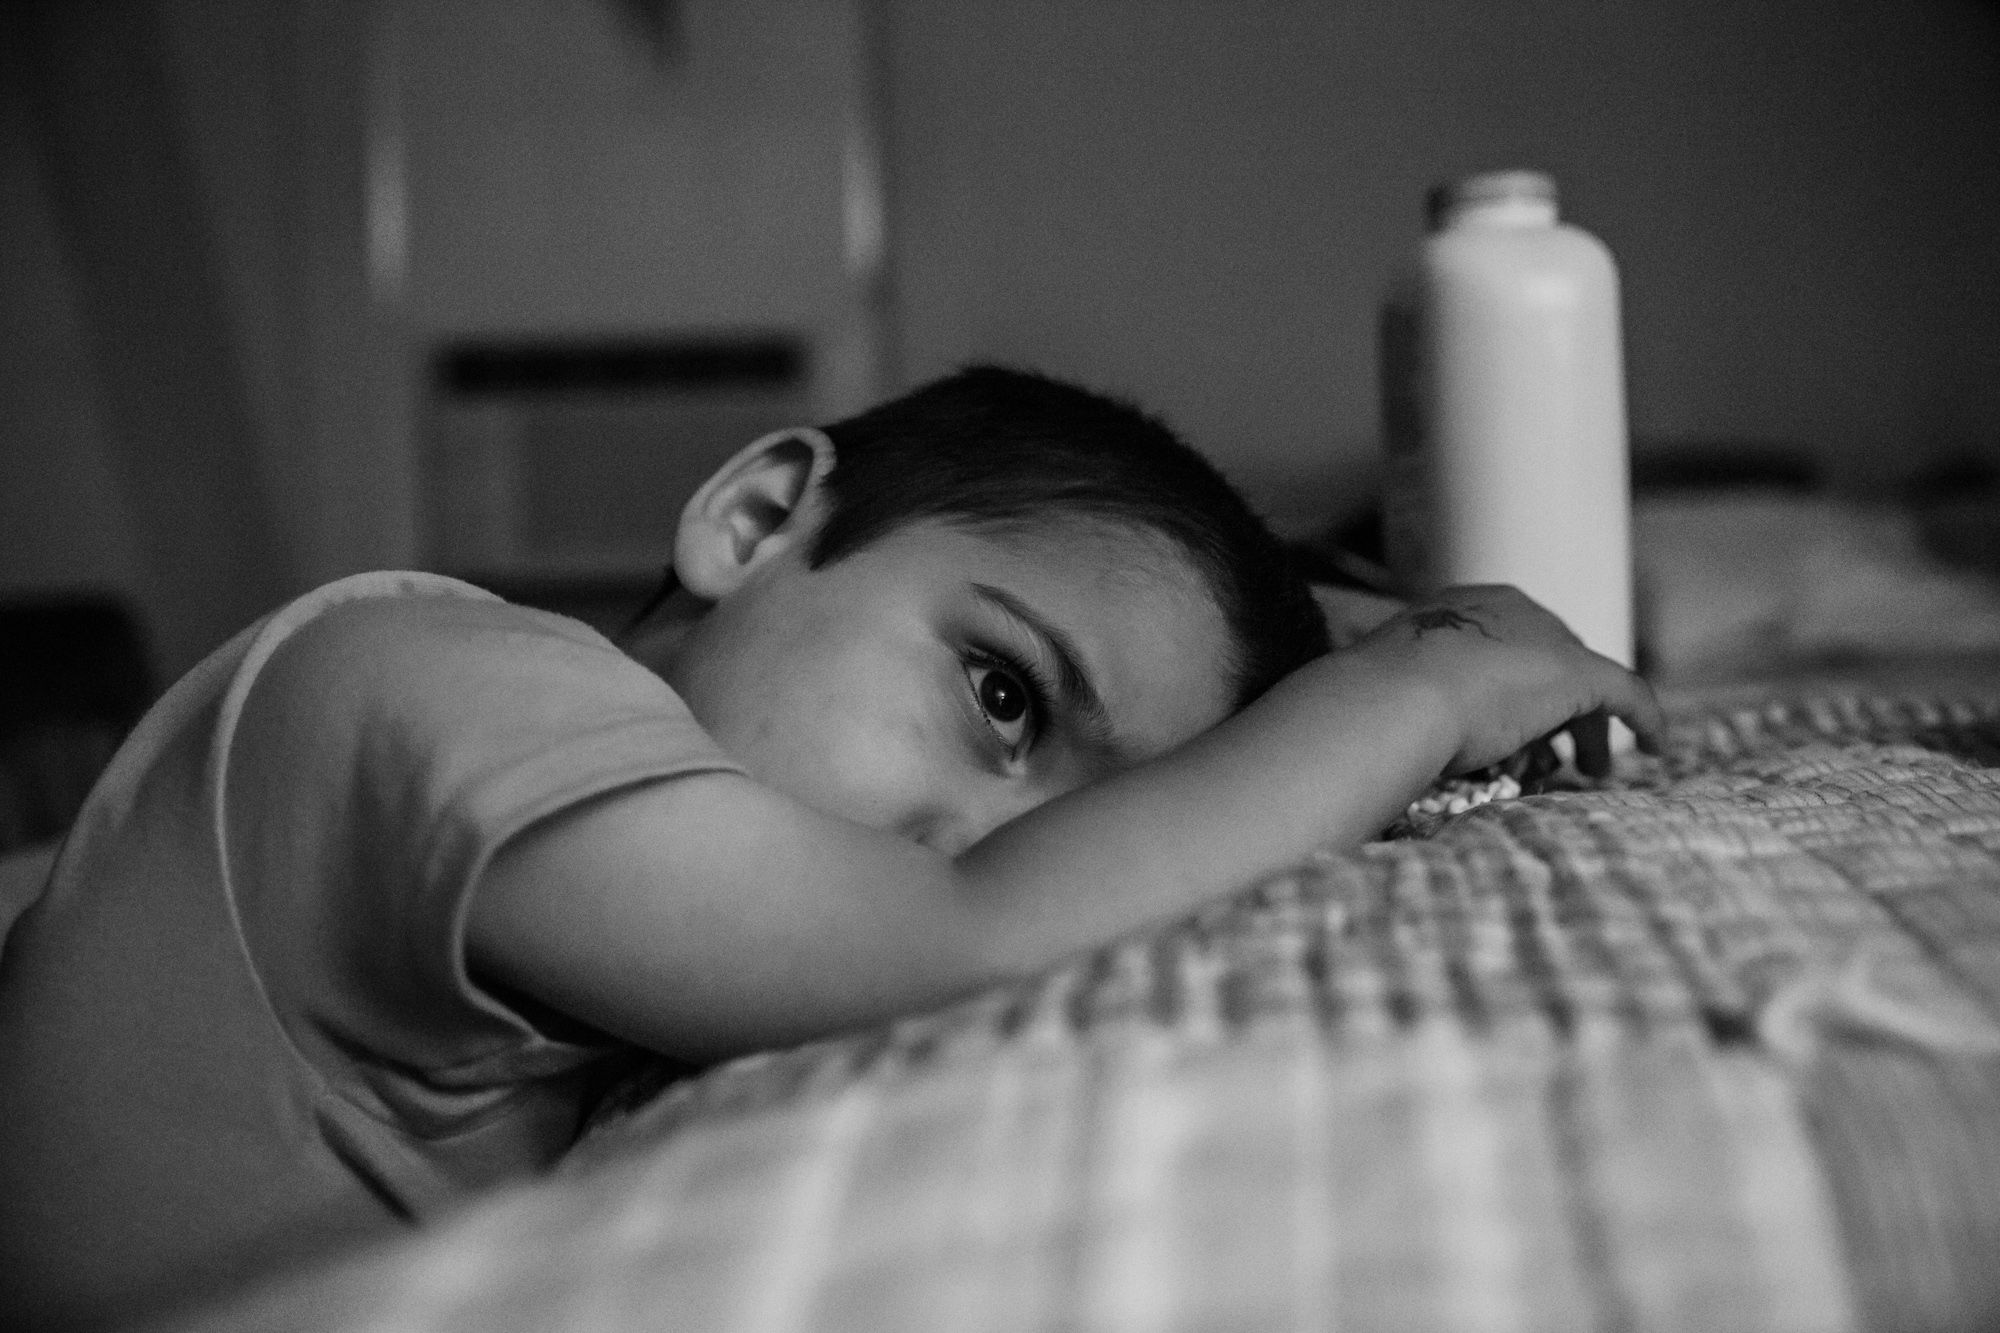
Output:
(901, 781), (1049, 857)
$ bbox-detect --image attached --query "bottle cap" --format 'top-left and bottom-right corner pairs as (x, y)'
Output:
(1426, 170), (1558, 229)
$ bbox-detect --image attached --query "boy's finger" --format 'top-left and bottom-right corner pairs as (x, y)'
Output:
(1504, 738), (1560, 792)
(1613, 674), (1668, 756)
(1572, 709), (1612, 778)
(1527, 737), (1560, 787)
(1583, 653), (1666, 758)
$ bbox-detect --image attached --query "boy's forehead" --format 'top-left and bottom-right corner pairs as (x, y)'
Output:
(932, 516), (1216, 610)
(805, 514), (1231, 644)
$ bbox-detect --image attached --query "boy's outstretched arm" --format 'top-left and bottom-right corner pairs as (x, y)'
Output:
(470, 586), (1661, 1064)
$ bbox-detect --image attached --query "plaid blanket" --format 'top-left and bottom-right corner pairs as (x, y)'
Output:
(175, 690), (2000, 1333)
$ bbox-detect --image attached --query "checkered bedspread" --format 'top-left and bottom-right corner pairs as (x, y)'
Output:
(177, 691), (2000, 1333)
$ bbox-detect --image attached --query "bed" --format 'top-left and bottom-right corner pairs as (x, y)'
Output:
(147, 674), (1999, 1333)
(158, 492), (2000, 1333)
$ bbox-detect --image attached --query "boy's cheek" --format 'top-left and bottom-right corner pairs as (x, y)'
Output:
(738, 704), (946, 835)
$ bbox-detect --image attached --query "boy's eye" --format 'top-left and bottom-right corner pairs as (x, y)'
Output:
(978, 667), (1027, 723)
(967, 661), (1033, 751)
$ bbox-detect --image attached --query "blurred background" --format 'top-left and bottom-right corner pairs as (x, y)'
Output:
(4, 0), (1999, 840)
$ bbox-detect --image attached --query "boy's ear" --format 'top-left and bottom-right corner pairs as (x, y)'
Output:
(673, 427), (836, 600)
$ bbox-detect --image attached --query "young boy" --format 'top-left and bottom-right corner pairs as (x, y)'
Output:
(0, 367), (1660, 1330)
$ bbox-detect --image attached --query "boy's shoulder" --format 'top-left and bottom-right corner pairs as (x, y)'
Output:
(231, 572), (723, 803)
(239, 571), (646, 712)
(255, 570), (582, 654)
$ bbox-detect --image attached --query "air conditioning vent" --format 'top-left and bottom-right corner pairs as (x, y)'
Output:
(422, 334), (809, 580)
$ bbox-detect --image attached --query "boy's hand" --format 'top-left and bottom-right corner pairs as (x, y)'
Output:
(1352, 584), (1663, 779)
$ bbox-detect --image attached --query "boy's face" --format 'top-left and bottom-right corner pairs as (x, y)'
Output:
(660, 520), (1236, 854)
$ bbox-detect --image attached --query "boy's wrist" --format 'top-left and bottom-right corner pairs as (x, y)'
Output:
(1305, 644), (1465, 785)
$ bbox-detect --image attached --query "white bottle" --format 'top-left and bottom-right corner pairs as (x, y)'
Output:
(1380, 169), (1634, 667)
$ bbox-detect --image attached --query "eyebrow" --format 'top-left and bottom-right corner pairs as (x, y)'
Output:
(969, 582), (1118, 754)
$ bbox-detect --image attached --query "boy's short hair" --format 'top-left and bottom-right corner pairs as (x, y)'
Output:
(811, 366), (1328, 707)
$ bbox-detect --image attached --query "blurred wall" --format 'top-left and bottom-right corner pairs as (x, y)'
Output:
(400, 0), (861, 344)
(0, 55), (140, 600)
(5, 2), (295, 679)
(6, 0), (1997, 678)
(882, 0), (2000, 532)
(3, 0), (403, 679)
